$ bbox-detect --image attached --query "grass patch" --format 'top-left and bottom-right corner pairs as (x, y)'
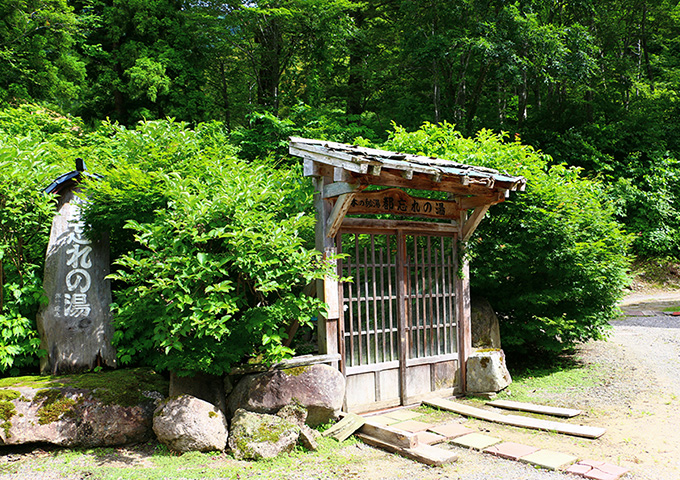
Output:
(497, 355), (601, 405)
(9, 437), (363, 480)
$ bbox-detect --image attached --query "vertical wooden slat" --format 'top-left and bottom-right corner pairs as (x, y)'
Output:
(387, 235), (395, 361)
(434, 237), (441, 356)
(346, 235), (355, 367)
(363, 245), (371, 364)
(355, 236), (363, 365)
(448, 237), (457, 353)
(412, 236), (420, 360)
(379, 245), (387, 363)
(440, 237), (449, 354)
(397, 230), (408, 405)
(371, 236), (379, 363)
(427, 236), (434, 357)
(420, 242), (427, 358)
(337, 235), (346, 375)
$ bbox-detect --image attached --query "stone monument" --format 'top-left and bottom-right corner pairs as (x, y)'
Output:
(37, 159), (116, 374)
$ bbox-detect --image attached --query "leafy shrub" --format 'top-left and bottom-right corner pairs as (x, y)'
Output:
(79, 119), (328, 376)
(0, 139), (60, 373)
(107, 161), (329, 376)
(385, 123), (632, 356)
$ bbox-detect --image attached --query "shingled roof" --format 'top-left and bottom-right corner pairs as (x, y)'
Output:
(289, 136), (526, 196)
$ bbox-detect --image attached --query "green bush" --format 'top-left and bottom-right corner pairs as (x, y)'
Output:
(0, 139), (60, 373)
(385, 123), (632, 356)
(106, 163), (329, 376)
(79, 119), (329, 376)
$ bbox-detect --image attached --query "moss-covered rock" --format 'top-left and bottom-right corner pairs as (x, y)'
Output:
(227, 364), (345, 427)
(227, 408), (300, 460)
(0, 368), (167, 447)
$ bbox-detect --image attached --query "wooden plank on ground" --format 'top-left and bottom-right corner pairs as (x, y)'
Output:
(322, 413), (365, 442)
(360, 421), (418, 449)
(356, 433), (458, 467)
(423, 398), (605, 439)
(487, 400), (582, 418)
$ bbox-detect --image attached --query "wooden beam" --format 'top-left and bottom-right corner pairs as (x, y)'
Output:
(455, 245), (471, 395)
(290, 146), (368, 174)
(326, 192), (356, 238)
(340, 217), (459, 235)
(486, 400), (582, 418)
(323, 413), (366, 441)
(364, 170), (501, 196)
(360, 420), (418, 449)
(323, 181), (362, 199)
(313, 176), (340, 365)
(424, 398), (605, 439)
(459, 192), (505, 210)
(334, 166), (353, 182)
(401, 169), (414, 180)
(461, 205), (490, 243)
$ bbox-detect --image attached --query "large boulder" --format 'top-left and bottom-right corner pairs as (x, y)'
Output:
(0, 369), (166, 447)
(227, 364), (345, 427)
(466, 349), (512, 393)
(228, 408), (300, 460)
(471, 296), (502, 349)
(153, 395), (228, 453)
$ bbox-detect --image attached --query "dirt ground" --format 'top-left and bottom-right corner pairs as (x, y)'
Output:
(2, 290), (680, 480)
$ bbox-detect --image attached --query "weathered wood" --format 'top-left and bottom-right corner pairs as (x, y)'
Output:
(323, 181), (362, 198)
(459, 192), (505, 210)
(396, 231), (408, 405)
(323, 413), (366, 441)
(360, 420), (418, 449)
(487, 400), (582, 418)
(326, 192), (357, 238)
(346, 188), (460, 220)
(454, 234), (471, 394)
(356, 433), (458, 466)
(324, 274), (340, 319)
(334, 166), (354, 183)
(461, 205), (490, 242)
(363, 170), (512, 196)
(291, 146), (369, 174)
(340, 218), (458, 235)
(424, 398), (605, 439)
(314, 176), (340, 363)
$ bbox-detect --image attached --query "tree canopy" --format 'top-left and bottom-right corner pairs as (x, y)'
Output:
(1, 0), (679, 372)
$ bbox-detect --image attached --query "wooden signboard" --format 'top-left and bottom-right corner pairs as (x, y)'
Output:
(346, 188), (459, 219)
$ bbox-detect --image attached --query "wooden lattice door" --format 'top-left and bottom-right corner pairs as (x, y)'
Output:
(338, 229), (460, 412)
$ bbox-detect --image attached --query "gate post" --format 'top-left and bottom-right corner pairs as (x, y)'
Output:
(312, 174), (340, 369)
(455, 236), (472, 395)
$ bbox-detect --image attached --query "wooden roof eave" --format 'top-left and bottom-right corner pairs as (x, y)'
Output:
(292, 142), (526, 199)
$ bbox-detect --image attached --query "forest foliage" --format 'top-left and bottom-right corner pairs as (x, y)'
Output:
(1, 0), (677, 373)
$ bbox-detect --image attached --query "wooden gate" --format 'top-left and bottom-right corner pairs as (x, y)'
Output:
(338, 229), (460, 412)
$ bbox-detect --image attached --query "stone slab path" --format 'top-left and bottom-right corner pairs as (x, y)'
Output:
(364, 406), (630, 479)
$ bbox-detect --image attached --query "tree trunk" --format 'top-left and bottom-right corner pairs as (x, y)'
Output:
(346, 9), (365, 115)
(255, 18), (282, 111)
(219, 60), (232, 131)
